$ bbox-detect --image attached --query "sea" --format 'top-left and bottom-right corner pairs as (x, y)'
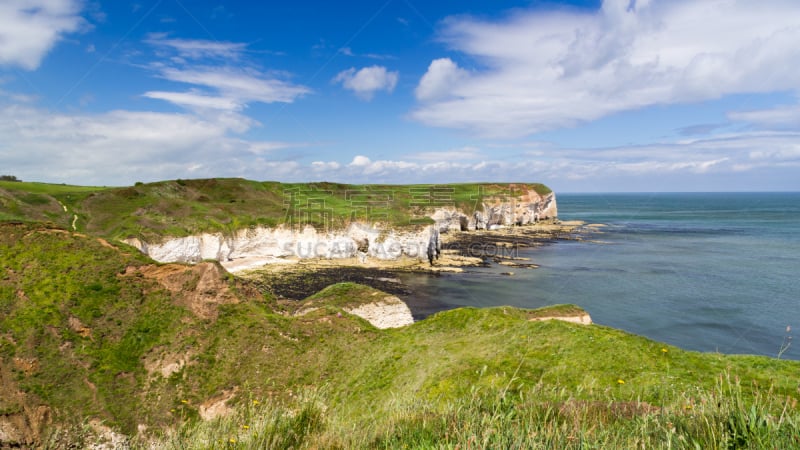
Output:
(400, 192), (800, 360)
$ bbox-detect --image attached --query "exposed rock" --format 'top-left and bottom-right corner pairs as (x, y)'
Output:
(123, 192), (557, 268)
(529, 313), (593, 325)
(0, 363), (50, 448)
(125, 223), (439, 269)
(143, 347), (191, 378)
(344, 296), (414, 329)
(294, 295), (414, 329)
(86, 419), (130, 450)
(0, 405), (50, 448)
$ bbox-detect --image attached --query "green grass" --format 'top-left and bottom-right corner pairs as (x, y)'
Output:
(142, 376), (800, 449)
(0, 180), (107, 194)
(4, 222), (800, 448)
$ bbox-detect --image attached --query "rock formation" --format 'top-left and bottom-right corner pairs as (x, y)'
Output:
(123, 191), (557, 270)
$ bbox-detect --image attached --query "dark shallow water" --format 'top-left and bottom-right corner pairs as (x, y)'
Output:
(400, 193), (800, 360)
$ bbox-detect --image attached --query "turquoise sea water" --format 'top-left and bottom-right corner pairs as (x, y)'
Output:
(401, 193), (800, 360)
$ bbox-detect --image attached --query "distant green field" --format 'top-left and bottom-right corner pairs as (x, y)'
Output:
(0, 180), (108, 194)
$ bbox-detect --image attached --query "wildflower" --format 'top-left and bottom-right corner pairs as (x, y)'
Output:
(229, 437), (237, 443)
(252, 400), (260, 405)
(181, 399), (188, 404)
(242, 425), (250, 430)
(617, 379), (625, 384)
(661, 348), (668, 353)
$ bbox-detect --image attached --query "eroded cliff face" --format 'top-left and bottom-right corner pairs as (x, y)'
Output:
(433, 191), (557, 232)
(125, 223), (437, 267)
(124, 192), (556, 270)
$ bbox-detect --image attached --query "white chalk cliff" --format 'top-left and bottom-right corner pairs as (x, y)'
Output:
(124, 191), (557, 271)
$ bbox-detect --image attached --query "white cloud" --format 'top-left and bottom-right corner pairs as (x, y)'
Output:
(311, 161), (341, 172)
(413, 0), (800, 137)
(143, 66), (310, 113)
(145, 35), (248, 60)
(0, 105), (305, 185)
(415, 58), (468, 101)
(729, 104), (800, 128)
(156, 66), (310, 107)
(143, 38), (310, 113)
(143, 90), (242, 111)
(333, 66), (398, 100)
(2, 105), (797, 189)
(349, 155), (372, 167)
(297, 132), (800, 189)
(0, 0), (84, 70)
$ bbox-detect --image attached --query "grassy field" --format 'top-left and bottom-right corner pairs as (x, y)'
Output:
(2, 222), (800, 448)
(0, 178), (552, 241)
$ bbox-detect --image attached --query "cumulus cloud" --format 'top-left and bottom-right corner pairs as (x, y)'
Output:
(412, 0), (800, 137)
(333, 66), (399, 100)
(415, 58), (468, 101)
(0, 0), (84, 70)
(0, 105), (305, 185)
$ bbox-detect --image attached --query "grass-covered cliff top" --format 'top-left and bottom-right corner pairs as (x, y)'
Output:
(2, 222), (800, 448)
(0, 178), (552, 241)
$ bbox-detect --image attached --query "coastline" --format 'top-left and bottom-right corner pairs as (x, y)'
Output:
(237, 219), (590, 302)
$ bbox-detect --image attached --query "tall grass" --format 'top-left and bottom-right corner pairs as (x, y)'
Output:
(151, 391), (327, 450)
(142, 374), (800, 449)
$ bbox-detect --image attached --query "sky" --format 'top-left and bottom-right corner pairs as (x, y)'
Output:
(1, 0), (799, 192)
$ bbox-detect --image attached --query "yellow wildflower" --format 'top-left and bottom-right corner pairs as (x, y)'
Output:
(617, 379), (625, 384)
(661, 348), (668, 353)
(242, 425), (250, 430)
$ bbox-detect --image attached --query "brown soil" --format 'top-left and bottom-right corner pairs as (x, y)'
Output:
(130, 262), (239, 320)
(0, 363), (51, 448)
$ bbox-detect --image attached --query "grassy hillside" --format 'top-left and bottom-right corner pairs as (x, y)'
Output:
(2, 223), (800, 448)
(0, 178), (552, 241)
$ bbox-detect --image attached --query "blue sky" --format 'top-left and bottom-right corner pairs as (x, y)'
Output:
(1, 0), (799, 191)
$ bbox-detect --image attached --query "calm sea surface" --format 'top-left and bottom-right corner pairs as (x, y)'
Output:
(400, 193), (800, 360)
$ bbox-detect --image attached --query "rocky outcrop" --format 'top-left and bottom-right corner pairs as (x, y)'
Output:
(344, 296), (415, 329)
(431, 191), (557, 232)
(529, 313), (593, 325)
(124, 191), (557, 269)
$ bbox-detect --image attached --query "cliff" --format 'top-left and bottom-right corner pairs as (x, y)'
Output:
(123, 190), (558, 270)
